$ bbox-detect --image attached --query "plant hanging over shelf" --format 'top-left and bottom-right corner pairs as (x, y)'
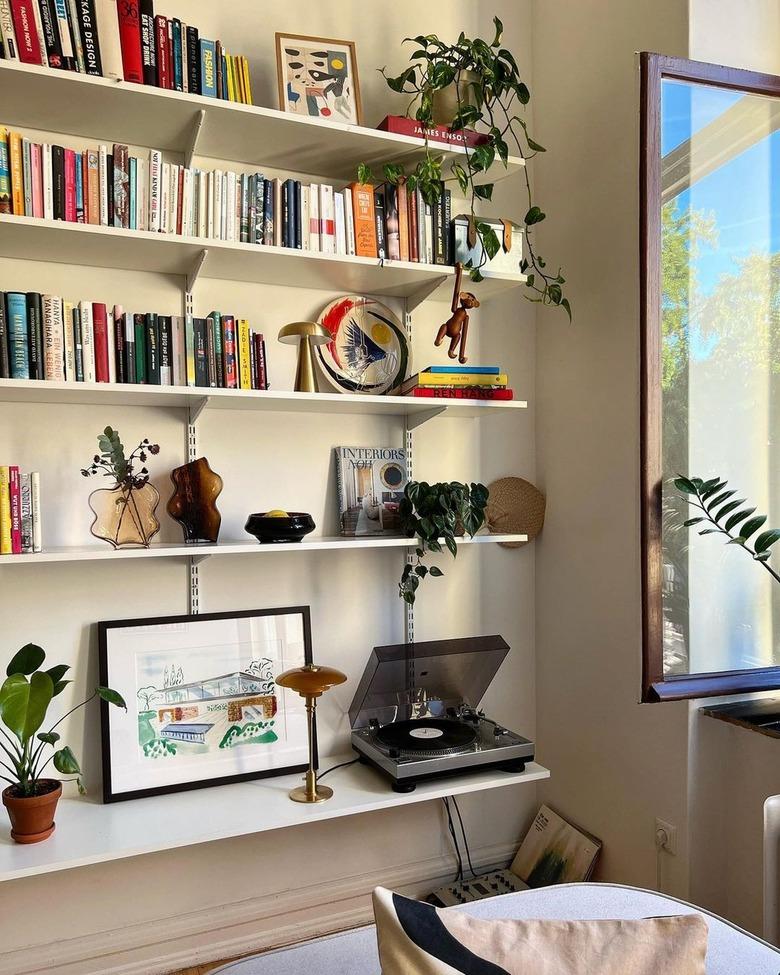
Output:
(399, 480), (489, 604)
(675, 474), (780, 584)
(358, 16), (569, 318)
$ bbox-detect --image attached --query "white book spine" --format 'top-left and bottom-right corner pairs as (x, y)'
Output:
(66, 0), (84, 70)
(424, 203), (433, 264)
(29, 1), (46, 66)
(168, 164), (178, 235)
(319, 184), (335, 254)
(160, 162), (170, 234)
(214, 170), (223, 240)
(62, 301), (75, 381)
(106, 309), (116, 384)
(334, 192), (346, 255)
(42, 144), (53, 220)
(52, 0), (73, 59)
(416, 188), (425, 260)
(149, 150), (161, 233)
(42, 295), (64, 381)
(301, 184), (311, 251)
(180, 23), (188, 92)
(207, 171), (215, 238)
(198, 171), (207, 238)
(0, 0), (18, 60)
(30, 472), (41, 553)
(98, 145), (108, 226)
(136, 162), (146, 232)
(171, 315), (184, 386)
(309, 182), (320, 252)
(226, 171), (237, 242)
(95, 0), (123, 80)
(20, 473), (32, 553)
(344, 189), (356, 256)
(79, 301), (96, 383)
(181, 168), (191, 237)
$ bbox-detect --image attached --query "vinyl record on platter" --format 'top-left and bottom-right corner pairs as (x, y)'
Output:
(375, 718), (477, 753)
(316, 295), (409, 395)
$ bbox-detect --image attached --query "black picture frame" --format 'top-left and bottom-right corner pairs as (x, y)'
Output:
(98, 606), (313, 803)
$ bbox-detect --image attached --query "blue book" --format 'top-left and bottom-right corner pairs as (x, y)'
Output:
(172, 19), (183, 91)
(75, 154), (84, 223)
(129, 157), (137, 231)
(199, 39), (217, 98)
(5, 293), (29, 379)
(0, 131), (10, 213)
(425, 365), (501, 375)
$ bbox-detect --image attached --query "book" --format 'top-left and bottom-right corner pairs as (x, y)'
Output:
(0, 0), (18, 59)
(42, 293), (64, 380)
(21, 137), (31, 215)
(10, 1), (43, 63)
(112, 305), (124, 382)
(199, 36), (216, 96)
(153, 13), (167, 87)
(138, 0), (154, 84)
(73, 147), (83, 221)
(376, 116), (489, 149)
(349, 182), (376, 258)
(52, 0), (74, 68)
(510, 805), (602, 886)
(184, 314), (195, 385)
(401, 371), (508, 391)
(171, 314), (185, 386)
(158, 313), (171, 384)
(19, 471), (32, 553)
(0, 466), (11, 553)
(185, 23), (199, 94)
(237, 318), (251, 390)
(74, 0), (101, 75)
(79, 299), (95, 381)
(95, 0), (122, 79)
(384, 183), (400, 260)
(124, 309), (135, 383)
(30, 470), (41, 552)
(170, 15), (181, 90)
(8, 465), (21, 553)
(344, 188), (355, 256)
(37, 0), (63, 67)
(113, 143), (129, 228)
(145, 311), (159, 383)
(374, 186), (386, 259)
(133, 311), (145, 382)
(92, 301), (109, 381)
(51, 143), (65, 220)
(64, 147), (76, 220)
(426, 365), (501, 374)
(66, 0), (85, 70)
(0, 129), (11, 214)
(407, 386), (514, 401)
(0, 292), (8, 378)
(222, 314), (236, 389)
(9, 130), (23, 214)
(116, 0), (142, 82)
(62, 300), (75, 380)
(192, 316), (207, 386)
(319, 183), (334, 254)
(72, 304), (83, 381)
(26, 291), (43, 379)
(6, 292), (29, 378)
(397, 180), (409, 261)
(334, 190), (346, 255)
(334, 446), (408, 537)
(86, 148), (99, 224)
(253, 331), (266, 389)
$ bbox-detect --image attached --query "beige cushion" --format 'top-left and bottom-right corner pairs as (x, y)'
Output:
(373, 886), (708, 974)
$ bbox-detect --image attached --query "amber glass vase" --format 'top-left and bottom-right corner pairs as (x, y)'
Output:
(88, 482), (161, 549)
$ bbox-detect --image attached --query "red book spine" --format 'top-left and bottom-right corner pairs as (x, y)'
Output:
(10, 1), (43, 63)
(256, 333), (267, 390)
(154, 15), (169, 88)
(9, 466), (21, 555)
(92, 303), (110, 382)
(64, 149), (76, 222)
(117, 0), (143, 83)
(377, 115), (489, 148)
(409, 386), (514, 401)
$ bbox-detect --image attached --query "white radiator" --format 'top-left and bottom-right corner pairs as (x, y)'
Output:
(763, 795), (780, 943)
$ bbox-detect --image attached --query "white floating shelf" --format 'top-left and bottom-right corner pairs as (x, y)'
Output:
(0, 214), (526, 301)
(0, 60), (525, 180)
(0, 757), (548, 882)
(0, 378), (527, 418)
(0, 533), (527, 566)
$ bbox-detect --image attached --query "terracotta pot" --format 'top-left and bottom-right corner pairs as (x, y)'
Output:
(2, 780), (62, 844)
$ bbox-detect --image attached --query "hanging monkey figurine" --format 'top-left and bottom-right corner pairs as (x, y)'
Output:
(434, 262), (480, 363)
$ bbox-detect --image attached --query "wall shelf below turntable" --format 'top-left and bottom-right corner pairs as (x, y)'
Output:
(0, 757), (549, 883)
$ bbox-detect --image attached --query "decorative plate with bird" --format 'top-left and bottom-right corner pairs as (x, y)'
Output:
(316, 295), (409, 395)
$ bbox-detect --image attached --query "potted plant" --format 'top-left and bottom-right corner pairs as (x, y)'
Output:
(399, 480), (489, 604)
(359, 16), (570, 315)
(0, 643), (126, 843)
(81, 426), (161, 549)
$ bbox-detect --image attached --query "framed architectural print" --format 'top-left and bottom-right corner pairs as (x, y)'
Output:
(275, 33), (363, 125)
(99, 607), (312, 802)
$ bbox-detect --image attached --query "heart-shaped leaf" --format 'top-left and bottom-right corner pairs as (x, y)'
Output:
(53, 745), (81, 775)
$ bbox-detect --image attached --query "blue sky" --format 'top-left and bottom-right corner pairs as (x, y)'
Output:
(662, 79), (780, 293)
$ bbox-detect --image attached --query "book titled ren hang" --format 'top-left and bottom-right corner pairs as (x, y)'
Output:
(335, 447), (408, 538)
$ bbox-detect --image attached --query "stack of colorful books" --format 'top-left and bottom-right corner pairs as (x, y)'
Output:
(395, 366), (513, 400)
(0, 465), (41, 554)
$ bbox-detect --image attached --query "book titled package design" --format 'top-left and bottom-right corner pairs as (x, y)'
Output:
(335, 446), (407, 537)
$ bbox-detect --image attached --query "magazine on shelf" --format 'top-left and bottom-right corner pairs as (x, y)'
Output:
(510, 804), (602, 887)
(334, 446), (407, 537)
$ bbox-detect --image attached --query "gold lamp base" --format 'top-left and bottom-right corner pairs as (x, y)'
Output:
(289, 783), (334, 804)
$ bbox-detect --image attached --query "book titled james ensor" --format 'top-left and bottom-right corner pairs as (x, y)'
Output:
(335, 446), (407, 537)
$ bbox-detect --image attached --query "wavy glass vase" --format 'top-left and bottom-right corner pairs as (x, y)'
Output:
(88, 482), (161, 549)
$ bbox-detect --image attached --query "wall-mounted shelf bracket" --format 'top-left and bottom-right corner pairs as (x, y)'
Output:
(188, 396), (209, 425)
(405, 405), (447, 430)
(186, 248), (209, 292)
(407, 274), (449, 312)
(184, 109), (207, 168)
(189, 553), (211, 567)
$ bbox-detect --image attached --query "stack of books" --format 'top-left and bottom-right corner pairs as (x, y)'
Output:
(0, 291), (269, 390)
(0, 131), (456, 265)
(0, 0), (252, 102)
(0, 465), (41, 554)
(396, 366), (514, 401)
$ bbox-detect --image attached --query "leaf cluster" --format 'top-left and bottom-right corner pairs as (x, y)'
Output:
(0, 644), (126, 797)
(675, 474), (780, 583)
(398, 480), (489, 604)
(358, 16), (570, 317)
(80, 426), (160, 490)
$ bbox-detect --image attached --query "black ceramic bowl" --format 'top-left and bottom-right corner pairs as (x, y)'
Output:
(245, 511), (316, 544)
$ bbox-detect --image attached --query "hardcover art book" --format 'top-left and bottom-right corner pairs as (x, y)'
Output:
(510, 804), (602, 887)
(335, 446), (407, 537)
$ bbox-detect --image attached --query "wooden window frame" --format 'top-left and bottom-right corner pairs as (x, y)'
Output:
(640, 52), (780, 701)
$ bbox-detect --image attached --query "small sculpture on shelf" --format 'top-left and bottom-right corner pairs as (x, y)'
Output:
(80, 427), (160, 549)
(167, 457), (224, 544)
(435, 262), (480, 364)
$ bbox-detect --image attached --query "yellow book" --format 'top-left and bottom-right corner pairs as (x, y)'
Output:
(242, 58), (253, 106)
(226, 52), (235, 102)
(238, 319), (252, 390)
(0, 466), (11, 555)
(234, 56), (245, 103)
(417, 372), (508, 387)
(9, 131), (23, 216)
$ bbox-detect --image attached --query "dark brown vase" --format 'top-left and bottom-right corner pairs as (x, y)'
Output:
(2, 780), (62, 844)
(167, 457), (223, 543)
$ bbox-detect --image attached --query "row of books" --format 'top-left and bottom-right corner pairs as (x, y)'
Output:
(0, 291), (270, 389)
(396, 366), (515, 401)
(0, 0), (252, 101)
(0, 466), (41, 554)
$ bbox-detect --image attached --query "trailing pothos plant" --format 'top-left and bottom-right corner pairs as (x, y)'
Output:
(0, 643), (126, 797)
(399, 480), (489, 604)
(675, 474), (780, 584)
(358, 16), (569, 317)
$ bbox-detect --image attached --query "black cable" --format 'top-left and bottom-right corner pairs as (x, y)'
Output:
(442, 797), (463, 882)
(451, 796), (477, 879)
(317, 757), (359, 780)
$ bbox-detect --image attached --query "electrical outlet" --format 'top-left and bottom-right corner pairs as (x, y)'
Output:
(655, 818), (678, 855)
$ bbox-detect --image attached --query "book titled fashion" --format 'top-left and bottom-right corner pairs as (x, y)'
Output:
(334, 446), (407, 537)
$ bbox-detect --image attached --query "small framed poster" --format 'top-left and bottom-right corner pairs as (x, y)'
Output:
(275, 33), (363, 125)
(99, 607), (313, 802)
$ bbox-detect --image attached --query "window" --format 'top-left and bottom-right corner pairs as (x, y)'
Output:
(641, 54), (780, 700)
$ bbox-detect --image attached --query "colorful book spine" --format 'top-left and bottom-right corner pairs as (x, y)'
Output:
(79, 299), (95, 382)
(413, 372), (508, 387)
(20, 471), (32, 553)
(0, 292), (8, 378)
(74, 0), (101, 75)
(62, 300), (75, 381)
(0, 129), (10, 214)
(138, 0), (155, 84)
(91, 301), (109, 381)
(199, 37), (216, 97)
(42, 294), (64, 380)
(349, 183), (377, 258)
(9, 1), (43, 63)
(408, 387), (514, 401)
(153, 14), (168, 87)
(8, 465), (20, 554)
(237, 319), (251, 390)
(31, 470), (41, 552)
(9, 131), (23, 215)
(0, 466), (11, 554)
(222, 314), (236, 389)
(426, 365), (501, 374)
(5, 293), (26, 377)
(117, 0), (142, 82)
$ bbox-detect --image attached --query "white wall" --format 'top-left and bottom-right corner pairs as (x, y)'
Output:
(0, 3), (539, 972)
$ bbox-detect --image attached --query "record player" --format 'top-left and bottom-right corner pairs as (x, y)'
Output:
(348, 635), (534, 792)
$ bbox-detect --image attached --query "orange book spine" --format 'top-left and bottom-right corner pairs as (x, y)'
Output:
(9, 131), (23, 215)
(349, 182), (377, 258)
(397, 179), (409, 262)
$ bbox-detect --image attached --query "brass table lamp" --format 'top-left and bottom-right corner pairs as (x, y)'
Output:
(277, 663), (347, 803)
(278, 321), (331, 393)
